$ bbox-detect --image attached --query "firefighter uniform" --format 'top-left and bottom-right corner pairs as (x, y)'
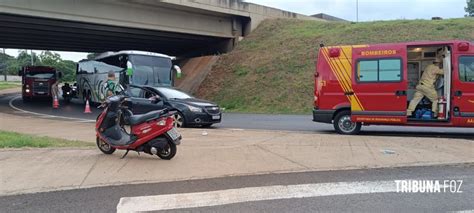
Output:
(407, 63), (444, 116)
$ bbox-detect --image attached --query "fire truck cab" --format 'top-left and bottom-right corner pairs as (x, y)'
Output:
(18, 66), (60, 102)
(313, 40), (474, 134)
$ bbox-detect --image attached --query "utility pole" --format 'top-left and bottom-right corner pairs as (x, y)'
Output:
(30, 49), (34, 65)
(356, 0), (359, 22)
(2, 48), (6, 81)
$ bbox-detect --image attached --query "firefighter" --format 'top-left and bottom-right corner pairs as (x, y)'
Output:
(407, 57), (444, 117)
(106, 71), (116, 97)
(51, 72), (61, 102)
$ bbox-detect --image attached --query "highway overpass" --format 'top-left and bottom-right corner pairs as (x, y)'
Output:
(0, 0), (321, 57)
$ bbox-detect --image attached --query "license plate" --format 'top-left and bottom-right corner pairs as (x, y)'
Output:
(212, 115), (221, 120)
(167, 127), (181, 141)
(37, 92), (45, 94)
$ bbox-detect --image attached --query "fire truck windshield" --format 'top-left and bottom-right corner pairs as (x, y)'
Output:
(25, 72), (55, 79)
(129, 55), (173, 86)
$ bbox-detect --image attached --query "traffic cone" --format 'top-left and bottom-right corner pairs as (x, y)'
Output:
(53, 96), (59, 109)
(84, 99), (92, 113)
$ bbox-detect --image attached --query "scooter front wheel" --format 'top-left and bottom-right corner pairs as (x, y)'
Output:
(157, 141), (177, 160)
(96, 137), (116, 154)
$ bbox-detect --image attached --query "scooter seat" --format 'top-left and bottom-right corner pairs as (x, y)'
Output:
(129, 110), (164, 125)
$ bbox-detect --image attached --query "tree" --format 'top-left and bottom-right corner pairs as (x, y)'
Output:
(0, 53), (12, 80)
(5, 50), (39, 75)
(39, 51), (61, 65)
(466, 0), (474, 17)
(38, 51), (76, 82)
(87, 53), (100, 60)
(54, 60), (76, 82)
(1, 50), (77, 82)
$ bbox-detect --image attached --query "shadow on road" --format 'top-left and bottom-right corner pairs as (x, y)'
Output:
(315, 130), (474, 140)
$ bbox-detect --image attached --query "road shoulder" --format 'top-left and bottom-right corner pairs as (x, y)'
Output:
(1, 112), (473, 196)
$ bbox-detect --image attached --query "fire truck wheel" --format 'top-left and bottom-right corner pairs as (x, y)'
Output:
(96, 137), (116, 154)
(333, 111), (361, 135)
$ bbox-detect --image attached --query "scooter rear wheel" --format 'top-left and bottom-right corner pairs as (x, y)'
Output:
(157, 141), (177, 160)
(96, 137), (116, 154)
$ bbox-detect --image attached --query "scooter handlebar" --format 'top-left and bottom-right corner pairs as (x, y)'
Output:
(97, 103), (106, 109)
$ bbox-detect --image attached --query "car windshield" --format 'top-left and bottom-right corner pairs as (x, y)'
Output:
(129, 55), (173, 86)
(25, 72), (55, 79)
(156, 87), (192, 99)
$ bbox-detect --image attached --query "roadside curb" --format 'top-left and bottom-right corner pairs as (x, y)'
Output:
(0, 147), (95, 152)
(1, 161), (473, 197)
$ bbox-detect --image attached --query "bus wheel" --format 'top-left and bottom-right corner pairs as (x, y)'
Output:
(333, 111), (361, 135)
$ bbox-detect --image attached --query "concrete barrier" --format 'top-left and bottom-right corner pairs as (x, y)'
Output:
(0, 75), (21, 82)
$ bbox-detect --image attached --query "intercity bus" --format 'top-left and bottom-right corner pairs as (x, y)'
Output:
(76, 50), (181, 103)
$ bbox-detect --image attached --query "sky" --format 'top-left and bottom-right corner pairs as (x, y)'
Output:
(3, 0), (469, 62)
(245, 0), (468, 21)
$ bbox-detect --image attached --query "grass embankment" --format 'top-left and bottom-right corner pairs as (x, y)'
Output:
(0, 82), (20, 90)
(196, 18), (474, 114)
(0, 130), (93, 148)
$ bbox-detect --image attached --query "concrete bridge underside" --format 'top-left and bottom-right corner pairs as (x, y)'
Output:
(0, 13), (232, 57)
(0, 0), (320, 57)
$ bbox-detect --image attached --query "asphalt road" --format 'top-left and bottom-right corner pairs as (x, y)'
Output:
(2, 94), (474, 138)
(1, 164), (472, 213)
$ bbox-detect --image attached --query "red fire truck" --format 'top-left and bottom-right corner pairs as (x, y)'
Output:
(313, 40), (474, 134)
(18, 66), (60, 102)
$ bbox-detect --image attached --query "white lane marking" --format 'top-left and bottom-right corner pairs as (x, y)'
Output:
(8, 95), (95, 123)
(117, 180), (400, 212)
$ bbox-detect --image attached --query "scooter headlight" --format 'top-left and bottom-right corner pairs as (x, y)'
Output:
(25, 89), (30, 93)
(66, 92), (70, 95)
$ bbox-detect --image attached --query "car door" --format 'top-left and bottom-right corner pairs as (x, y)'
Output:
(350, 46), (408, 124)
(452, 54), (474, 126)
(127, 87), (161, 114)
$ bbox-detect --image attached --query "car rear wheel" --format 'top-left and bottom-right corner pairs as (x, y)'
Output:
(333, 111), (361, 135)
(173, 112), (186, 128)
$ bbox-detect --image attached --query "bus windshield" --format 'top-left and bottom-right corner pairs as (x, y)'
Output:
(129, 55), (173, 86)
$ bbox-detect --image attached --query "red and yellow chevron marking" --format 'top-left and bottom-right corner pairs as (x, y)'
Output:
(320, 46), (366, 111)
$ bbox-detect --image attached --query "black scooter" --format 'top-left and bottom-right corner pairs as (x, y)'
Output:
(61, 83), (75, 103)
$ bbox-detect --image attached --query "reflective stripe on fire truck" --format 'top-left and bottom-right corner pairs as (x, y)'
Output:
(320, 46), (366, 111)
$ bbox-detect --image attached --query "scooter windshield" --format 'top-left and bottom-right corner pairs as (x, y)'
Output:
(107, 96), (123, 112)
